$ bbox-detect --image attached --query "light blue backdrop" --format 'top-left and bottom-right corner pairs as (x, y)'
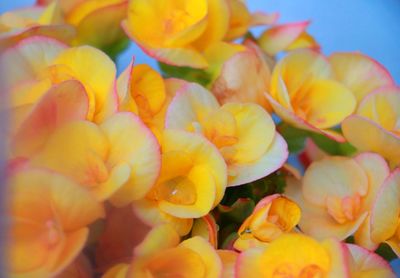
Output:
(1, 0), (399, 83)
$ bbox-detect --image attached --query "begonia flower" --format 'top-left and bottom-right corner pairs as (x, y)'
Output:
(266, 49), (356, 142)
(7, 168), (104, 277)
(166, 82), (288, 186)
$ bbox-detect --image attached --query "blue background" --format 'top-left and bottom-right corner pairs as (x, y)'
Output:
(1, 0), (400, 275)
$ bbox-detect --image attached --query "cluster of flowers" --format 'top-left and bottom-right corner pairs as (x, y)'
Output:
(1, 0), (399, 277)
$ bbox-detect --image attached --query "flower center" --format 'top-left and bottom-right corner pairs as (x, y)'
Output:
(326, 194), (361, 224)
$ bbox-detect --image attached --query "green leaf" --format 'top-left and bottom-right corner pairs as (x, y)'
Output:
(158, 62), (212, 86)
(375, 243), (398, 262)
(310, 132), (357, 156)
(103, 38), (130, 62)
(218, 198), (255, 224)
(277, 123), (309, 153)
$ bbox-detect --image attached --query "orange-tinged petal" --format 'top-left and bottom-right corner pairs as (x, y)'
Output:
(191, 214), (218, 248)
(1, 36), (66, 91)
(180, 236), (222, 278)
(296, 79), (356, 129)
(192, 0), (229, 50)
(265, 93), (346, 142)
(228, 133), (288, 187)
(102, 264), (129, 278)
(370, 169), (400, 244)
(12, 80), (89, 157)
(52, 45), (117, 122)
(211, 42), (272, 110)
(224, 0), (250, 41)
(329, 52), (394, 103)
(342, 115), (400, 167)
(356, 86), (400, 132)
(285, 31), (319, 52)
(133, 198), (193, 236)
(347, 244), (395, 278)
(134, 224), (180, 257)
(303, 156), (368, 206)
(258, 21), (309, 56)
(48, 228), (89, 276)
(101, 113), (161, 206)
(236, 233), (332, 278)
(217, 250), (238, 278)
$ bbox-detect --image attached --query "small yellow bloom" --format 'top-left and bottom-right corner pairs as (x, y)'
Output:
(286, 153), (390, 248)
(236, 233), (348, 278)
(342, 86), (400, 167)
(103, 225), (222, 278)
(7, 168), (104, 278)
(258, 21), (319, 56)
(1, 36), (118, 123)
(266, 49), (356, 142)
(166, 82), (288, 186)
(234, 194), (301, 251)
(123, 0), (230, 68)
(143, 129), (227, 219)
(29, 112), (161, 205)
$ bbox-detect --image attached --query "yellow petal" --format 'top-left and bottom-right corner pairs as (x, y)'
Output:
(303, 156), (368, 206)
(52, 45), (117, 122)
(329, 52), (394, 103)
(101, 113), (161, 206)
(347, 244), (396, 278)
(12, 80), (89, 157)
(211, 42), (272, 110)
(133, 198), (193, 236)
(370, 169), (400, 244)
(66, 0), (128, 49)
(342, 115), (400, 167)
(180, 236), (222, 278)
(191, 0), (229, 50)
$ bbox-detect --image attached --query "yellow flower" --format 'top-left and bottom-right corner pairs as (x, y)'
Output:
(27, 112), (160, 205)
(117, 64), (189, 141)
(166, 82), (288, 186)
(0, 2), (74, 50)
(35, 0), (129, 50)
(7, 168), (104, 278)
(342, 86), (400, 167)
(102, 225), (222, 278)
(123, 0), (230, 68)
(133, 129), (227, 235)
(1, 36), (118, 124)
(210, 40), (273, 111)
(329, 52), (394, 104)
(236, 233), (348, 277)
(266, 49), (356, 142)
(234, 194), (301, 251)
(258, 21), (319, 56)
(370, 169), (400, 256)
(286, 153), (390, 249)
